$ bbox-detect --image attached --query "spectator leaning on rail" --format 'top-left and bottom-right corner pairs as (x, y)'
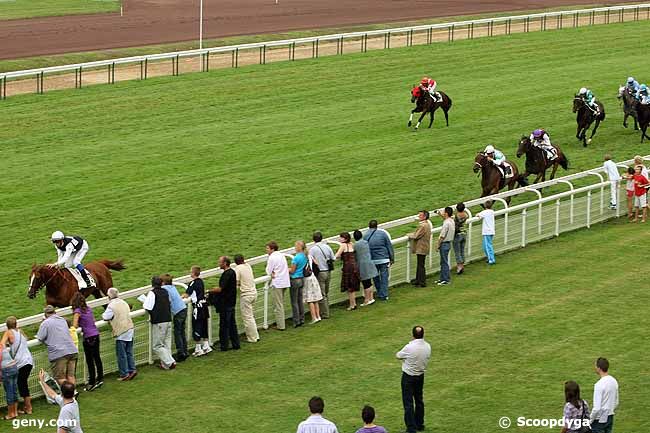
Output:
(408, 210), (432, 287)
(233, 255), (259, 343)
(141, 276), (176, 370)
(39, 369), (83, 433)
(363, 220), (394, 301)
(308, 231), (336, 319)
(435, 207), (455, 286)
(396, 326), (431, 433)
(183, 266), (212, 356)
(603, 154), (622, 210)
(452, 202), (469, 275)
(71, 293), (104, 392)
(590, 357), (619, 433)
(353, 230), (378, 306)
(1, 331), (19, 420)
(296, 396), (339, 433)
(208, 256), (241, 351)
(265, 241), (290, 331)
(36, 305), (79, 386)
(1, 316), (33, 415)
(102, 287), (137, 381)
(477, 201), (496, 265)
(161, 274), (189, 362)
(288, 241), (308, 328)
(632, 165), (649, 223)
(355, 405), (387, 433)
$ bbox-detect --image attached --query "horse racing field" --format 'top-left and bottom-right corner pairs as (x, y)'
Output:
(13, 219), (647, 432)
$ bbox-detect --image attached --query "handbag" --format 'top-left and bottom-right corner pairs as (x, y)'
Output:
(576, 400), (592, 433)
(302, 260), (313, 278)
(316, 245), (335, 271)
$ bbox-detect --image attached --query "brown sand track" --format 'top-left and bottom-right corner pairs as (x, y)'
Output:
(0, 0), (634, 60)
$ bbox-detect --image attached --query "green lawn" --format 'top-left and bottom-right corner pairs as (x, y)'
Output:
(0, 0), (119, 20)
(3, 20), (650, 319)
(21, 219), (650, 433)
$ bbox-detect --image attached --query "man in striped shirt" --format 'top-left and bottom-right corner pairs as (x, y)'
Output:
(296, 396), (339, 433)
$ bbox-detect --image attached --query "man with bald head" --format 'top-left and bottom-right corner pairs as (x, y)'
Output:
(396, 326), (431, 433)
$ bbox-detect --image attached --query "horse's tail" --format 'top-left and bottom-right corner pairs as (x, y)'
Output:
(559, 154), (569, 170)
(98, 259), (126, 272)
(446, 94), (452, 109)
(516, 175), (529, 187)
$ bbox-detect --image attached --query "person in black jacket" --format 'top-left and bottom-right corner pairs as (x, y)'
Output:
(142, 276), (176, 370)
(208, 257), (241, 352)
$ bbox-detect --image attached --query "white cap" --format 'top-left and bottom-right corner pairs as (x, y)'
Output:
(484, 145), (495, 154)
(51, 231), (64, 241)
(579, 87), (587, 94)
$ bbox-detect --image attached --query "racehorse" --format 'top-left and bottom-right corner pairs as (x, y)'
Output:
(473, 152), (524, 204)
(618, 86), (638, 130)
(636, 101), (650, 143)
(28, 259), (125, 307)
(572, 96), (605, 147)
(516, 136), (569, 184)
(408, 85), (452, 130)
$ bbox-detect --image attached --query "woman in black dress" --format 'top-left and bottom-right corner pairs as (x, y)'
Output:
(335, 232), (360, 310)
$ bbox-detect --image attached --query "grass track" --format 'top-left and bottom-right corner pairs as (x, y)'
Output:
(19, 219), (650, 433)
(0, 0), (119, 20)
(3, 21), (650, 319)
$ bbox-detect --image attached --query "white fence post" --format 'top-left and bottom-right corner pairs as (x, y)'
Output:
(521, 209), (527, 247)
(263, 281), (269, 330)
(587, 191), (592, 228)
(615, 183), (621, 218)
(405, 247), (411, 283)
(147, 317), (153, 365)
(555, 199), (561, 236)
(467, 221), (473, 258)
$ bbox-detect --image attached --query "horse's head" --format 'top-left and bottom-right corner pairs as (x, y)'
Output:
(572, 95), (583, 113)
(617, 86), (626, 99)
(516, 135), (531, 158)
(473, 152), (487, 173)
(411, 85), (423, 103)
(28, 265), (46, 299)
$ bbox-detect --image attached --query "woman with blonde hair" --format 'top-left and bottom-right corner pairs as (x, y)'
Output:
(1, 316), (33, 415)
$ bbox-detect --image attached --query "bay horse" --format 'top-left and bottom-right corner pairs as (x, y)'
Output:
(516, 136), (569, 184)
(572, 96), (605, 147)
(635, 101), (650, 143)
(408, 85), (452, 130)
(28, 259), (125, 308)
(618, 86), (638, 130)
(473, 152), (524, 204)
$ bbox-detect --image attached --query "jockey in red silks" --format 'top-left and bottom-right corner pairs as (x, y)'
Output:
(420, 77), (440, 102)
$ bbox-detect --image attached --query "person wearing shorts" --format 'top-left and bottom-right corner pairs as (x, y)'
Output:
(632, 165), (649, 223)
(36, 305), (78, 386)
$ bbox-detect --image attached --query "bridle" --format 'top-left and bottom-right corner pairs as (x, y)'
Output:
(28, 267), (60, 298)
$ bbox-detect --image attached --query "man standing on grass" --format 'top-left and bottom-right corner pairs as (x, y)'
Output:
(477, 201), (496, 265)
(296, 396), (339, 433)
(266, 241), (290, 330)
(364, 220), (394, 301)
(161, 274), (189, 362)
(590, 357), (619, 433)
(408, 211), (432, 287)
(209, 256), (241, 351)
(603, 154), (621, 210)
(396, 326), (431, 433)
(435, 207), (455, 286)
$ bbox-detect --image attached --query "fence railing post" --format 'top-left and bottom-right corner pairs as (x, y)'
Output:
(615, 183), (621, 218)
(147, 317), (153, 365)
(521, 209), (527, 247)
(600, 184), (605, 215)
(405, 246), (411, 283)
(503, 212), (509, 245)
(467, 221), (473, 258)
(555, 199), (561, 236)
(587, 191), (592, 228)
(263, 282), (269, 330)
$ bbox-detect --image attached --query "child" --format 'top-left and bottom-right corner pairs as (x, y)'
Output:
(632, 165), (649, 222)
(623, 166), (636, 220)
(183, 266), (211, 357)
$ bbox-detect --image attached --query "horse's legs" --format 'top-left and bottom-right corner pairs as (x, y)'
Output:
(408, 109), (416, 127)
(576, 124), (582, 140)
(415, 112), (427, 130)
(428, 110), (434, 128)
(444, 107), (449, 127)
(533, 173), (543, 184)
(634, 117), (639, 131)
(623, 113), (629, 129)
(549, 163), (559, 181)
(590, 120), (601, 139)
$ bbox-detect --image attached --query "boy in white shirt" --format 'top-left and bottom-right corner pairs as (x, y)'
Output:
(477, 201), (496, 265)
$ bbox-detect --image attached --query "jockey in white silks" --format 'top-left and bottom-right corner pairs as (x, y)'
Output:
(530, 128), (557, 161)
(48, 231), (94, 288)
(484, 145), (510, 177)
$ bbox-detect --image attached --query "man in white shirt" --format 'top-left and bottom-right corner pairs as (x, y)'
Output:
(603, 155), (622, 210)
(396, 326), (431, 433)
(591, 357), (619, 433)
(477, 200), (496, 265)
(265, 241), (290, 331)
(234, 254), (259, 343)
(296, 396), (338, 433)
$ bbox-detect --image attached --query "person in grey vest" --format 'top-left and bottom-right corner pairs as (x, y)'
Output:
(353, 230), (379, 306)
(102, 287), (137, 381)
(308, 232), (336, 319)
(141, 276), (175, 370)
(363, 220), (394, 301)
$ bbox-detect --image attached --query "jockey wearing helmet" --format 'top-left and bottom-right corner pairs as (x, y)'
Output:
(638, 84), (650, 105)
(49, 231), (94, 288)
(420, 76), (440, 102)
(484, 145), (510, 177)
(626, 77), (640, 94)
(578, 87), (600, 115)
(530, 128), (557, 161)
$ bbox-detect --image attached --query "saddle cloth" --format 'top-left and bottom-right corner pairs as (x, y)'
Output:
(429, 91), (441, 101)
(497, 162), (514, 179)
(66, 268), (96, 290)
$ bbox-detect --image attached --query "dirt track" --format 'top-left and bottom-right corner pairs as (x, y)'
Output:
(0, 0), (634, 60)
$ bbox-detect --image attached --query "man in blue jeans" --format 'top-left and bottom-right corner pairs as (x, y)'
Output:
(435, 207), (455, 285)
(162, 274), (189, 362)
(364, 220), (395, 300)
(102, 288), (137, 381)
(477, 201), (496, 265)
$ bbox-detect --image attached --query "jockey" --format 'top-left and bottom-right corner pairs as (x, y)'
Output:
(626, 77), (640, 94)
(638, 84), (650, 105)
(420, 76), (440, 102)
(578, 87), (600, 115)
(484, 145), (510, 176)
(49, 231), (94, 288)
(529, 128), (557, 161)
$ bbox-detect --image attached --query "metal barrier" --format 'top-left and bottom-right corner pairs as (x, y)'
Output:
(1, 155), (645, 407)
(1, 3), (649, 99)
